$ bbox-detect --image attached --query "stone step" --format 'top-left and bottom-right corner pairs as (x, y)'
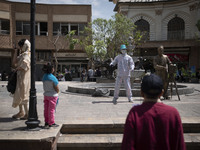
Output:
(57, 133), (200, 150)
(57, 134), (121, 150)
(61, 124), (123, 134)
(61, 120), (200, 134)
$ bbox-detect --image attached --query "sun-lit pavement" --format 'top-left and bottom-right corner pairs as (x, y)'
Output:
(0, 81), (200, 138)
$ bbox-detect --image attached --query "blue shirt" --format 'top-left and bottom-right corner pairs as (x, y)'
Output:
(42, 73), (59, 97)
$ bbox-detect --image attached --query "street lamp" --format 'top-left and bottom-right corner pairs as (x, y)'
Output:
(25, 0), (40, 129)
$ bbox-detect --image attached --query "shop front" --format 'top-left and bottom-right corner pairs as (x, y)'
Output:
(54, 52), (88, 81)
(166, 53), (189, 69)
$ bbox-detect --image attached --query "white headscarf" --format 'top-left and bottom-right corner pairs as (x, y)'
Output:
(21, 40), (31, 53)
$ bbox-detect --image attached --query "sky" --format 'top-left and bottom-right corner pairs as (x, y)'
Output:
(8, 0), (116, 20)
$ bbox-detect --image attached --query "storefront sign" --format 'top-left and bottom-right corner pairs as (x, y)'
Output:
(167, 54), (189, 62)
(54, 52), (87, 58)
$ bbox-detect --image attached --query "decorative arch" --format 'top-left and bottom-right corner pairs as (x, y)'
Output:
(135, 19), (150, 40)
(168, 16), (185, 40)
(162, 11), (192, 40)
(131, 14), (156, 41)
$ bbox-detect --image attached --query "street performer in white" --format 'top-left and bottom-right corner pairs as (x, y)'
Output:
(110, 44), (135, 104)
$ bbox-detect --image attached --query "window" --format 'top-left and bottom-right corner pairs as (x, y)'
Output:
(16, 21), (47, 36)
(168, 17), (185, 40)
(53, 22), (87, 36)
(39, 22), (48, 35)
(135, 19), (150, 41)
(16, 21), (22, 35)
(36, 51), (51, 61)
(0, 19), (10, 35)
(61, 23), (69, 35)
(71, 24), (78, 35)
(53, 23), (60, 35)
(79, 23), (87, 35)
(23, 21), (30, 35)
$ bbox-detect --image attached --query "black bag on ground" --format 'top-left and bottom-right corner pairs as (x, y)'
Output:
(7, 71), (17, 94)
(92, 88), (110, 97)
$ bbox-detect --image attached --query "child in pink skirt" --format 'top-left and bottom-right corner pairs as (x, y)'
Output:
(42, 63), (59, 128)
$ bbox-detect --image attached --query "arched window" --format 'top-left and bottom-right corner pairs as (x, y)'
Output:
(134, 19), (150, 41)
(168, 16), (185, 40)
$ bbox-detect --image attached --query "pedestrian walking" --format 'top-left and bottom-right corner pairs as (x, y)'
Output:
(121, 74), (186, 150)
(81, 68), (87, 82)
(42, 62), (59, 128)
(87, 67), (94, 81)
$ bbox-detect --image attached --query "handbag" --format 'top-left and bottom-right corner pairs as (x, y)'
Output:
(7, 71), (17, 94)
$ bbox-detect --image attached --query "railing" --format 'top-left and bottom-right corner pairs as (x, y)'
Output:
(168, 30), (185, 40)
(0, 30), (10, 35)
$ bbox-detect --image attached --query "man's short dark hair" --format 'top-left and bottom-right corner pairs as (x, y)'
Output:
(141, 74), (163, 99)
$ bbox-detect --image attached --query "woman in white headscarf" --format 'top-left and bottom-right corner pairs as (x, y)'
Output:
(12, 39), (31, 119)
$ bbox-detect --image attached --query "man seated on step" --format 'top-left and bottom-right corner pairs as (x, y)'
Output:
(121, 74), (186, 150)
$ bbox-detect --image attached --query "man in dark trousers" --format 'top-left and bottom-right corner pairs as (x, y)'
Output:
(121, 74), (186, 150)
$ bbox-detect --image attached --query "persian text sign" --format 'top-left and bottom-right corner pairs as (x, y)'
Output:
(54, 53), (87, 58)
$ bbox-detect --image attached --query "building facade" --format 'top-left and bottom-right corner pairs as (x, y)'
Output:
(109, 0), (200, 73)
(0, 0), (91, 80)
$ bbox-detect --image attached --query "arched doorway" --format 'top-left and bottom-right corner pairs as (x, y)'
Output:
(134, 19), (150, 41)
(168, 16), (185, 40)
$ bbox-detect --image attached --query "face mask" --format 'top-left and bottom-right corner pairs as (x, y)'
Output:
(121, 50), (127, 55)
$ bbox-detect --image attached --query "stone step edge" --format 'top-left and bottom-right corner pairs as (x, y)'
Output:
(57, 133), (200, 148)
(61, 122), (200, 134)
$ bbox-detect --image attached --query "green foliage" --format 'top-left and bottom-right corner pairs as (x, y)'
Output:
(66, 30), (79, 50)
(85, 45), (95, 59)
(79, 13), (142, 64)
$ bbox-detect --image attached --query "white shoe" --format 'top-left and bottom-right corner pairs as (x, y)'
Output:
(128, 98), (134, 103)
(113, 98), (118, 105)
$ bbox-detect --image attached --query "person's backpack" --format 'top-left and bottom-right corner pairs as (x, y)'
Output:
(7, 71), (17, 94)
(92, 88), (110, 97)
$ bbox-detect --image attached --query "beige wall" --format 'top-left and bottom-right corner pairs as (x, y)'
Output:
(0, 10), (9, 19)
(0, 1), (91, 50)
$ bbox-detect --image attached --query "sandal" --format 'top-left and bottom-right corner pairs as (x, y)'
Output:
(12, 112), (24, 119)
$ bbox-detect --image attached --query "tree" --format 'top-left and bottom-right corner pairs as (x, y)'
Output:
(196, 20), (200, 32)
(195, 20), (200, 40)
(66, 30), (79, 50)
(49, 31), (63, 75)
(79, 13), (142, 68)
(49, 30), (79, 75)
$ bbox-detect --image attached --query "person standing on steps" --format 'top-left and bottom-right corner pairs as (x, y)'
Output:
(121, 74), (186, 150)
(110, 44), (135, 104)
(11, 39), (31, 120)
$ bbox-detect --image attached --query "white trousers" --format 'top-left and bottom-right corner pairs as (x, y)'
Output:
(114, 76), (132, 100)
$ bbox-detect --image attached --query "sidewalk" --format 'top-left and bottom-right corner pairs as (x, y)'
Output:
(1, 81), (200, 125)
(0, 81), (200, 149)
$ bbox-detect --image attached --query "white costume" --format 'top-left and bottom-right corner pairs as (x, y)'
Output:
(110, 47), (135, 103)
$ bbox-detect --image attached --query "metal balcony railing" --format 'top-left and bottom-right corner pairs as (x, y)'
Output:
(167, 30), (185, 40)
